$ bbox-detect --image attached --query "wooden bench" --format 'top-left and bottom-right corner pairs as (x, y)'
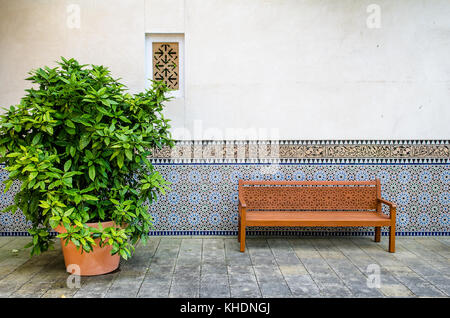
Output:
(238, 179), (396, 253)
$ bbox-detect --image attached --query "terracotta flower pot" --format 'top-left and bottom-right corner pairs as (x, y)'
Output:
(54, 221), (120, 276)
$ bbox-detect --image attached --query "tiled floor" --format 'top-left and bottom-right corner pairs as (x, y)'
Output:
(0, 236), (449, 298)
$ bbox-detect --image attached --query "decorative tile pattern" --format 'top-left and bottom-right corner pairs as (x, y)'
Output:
(139, 163), (449, 235)
(151, 140), (450, 163)
(1, 140), (449, 236)
(152, 42), (179, 89)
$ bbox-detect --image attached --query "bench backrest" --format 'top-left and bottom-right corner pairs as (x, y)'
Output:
(239, 180), (380, 211)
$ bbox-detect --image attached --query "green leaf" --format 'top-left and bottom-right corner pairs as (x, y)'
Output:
(110, 150), (120, 161)
(125, 149), (133, 161)
(4, 180), (13, 192)
(117, 153), (124, 169)
(64, 159), (72, 172)
(49, 216), (60, 228)
(32, 133), (42, 145)
(63, 171), (83, 178)
(83, 194), (99, 201)
(62, 177), (72, 187)
(98, 208), (105, 220)
(89, 165), (96, 181)
(6, 152), (21, 158)
(39, 201), (51, 209)
(71, 238), (80, 247)
(119, 249), (128, 260)
(119, 116), (132, 123)
(64, 208), (75, 217)
(74, 195), (82, 205)
(79, 134), (91, 150)
(65, 127), (76, 135)
(65, 119), (75, 128)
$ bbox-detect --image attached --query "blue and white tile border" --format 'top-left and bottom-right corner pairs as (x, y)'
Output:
(1, 140), (449, 236)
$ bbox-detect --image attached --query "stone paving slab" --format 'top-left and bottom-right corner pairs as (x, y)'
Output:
(0, 236), (448, 298)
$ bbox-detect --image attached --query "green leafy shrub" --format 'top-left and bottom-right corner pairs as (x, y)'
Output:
(0, 57), (174, 259)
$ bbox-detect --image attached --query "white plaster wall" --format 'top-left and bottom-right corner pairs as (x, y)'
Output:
(182, 0), (450, 140)
(0, 0), (146, 106)
(1, 0), (450, 140)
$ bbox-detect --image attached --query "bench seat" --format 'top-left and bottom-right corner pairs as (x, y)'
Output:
(238, 179), (396, 253)
(246, 211), (391, 227)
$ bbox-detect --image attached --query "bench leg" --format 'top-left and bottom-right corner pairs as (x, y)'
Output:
(374, 227), (381, 242)
(389, 225), (395, 253)
(240, 225), (246, 252)
(237, 218), (241, 243)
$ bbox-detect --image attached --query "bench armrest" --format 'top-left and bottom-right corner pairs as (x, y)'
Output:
(238, 187), (247, 208)
(238, 196), (247, 220)
(377, 198), (396, 208)
(377, 198), (396, 222)
(239, 197), (247, 211)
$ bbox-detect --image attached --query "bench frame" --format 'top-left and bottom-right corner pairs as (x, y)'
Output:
(238, 179), (397, 253)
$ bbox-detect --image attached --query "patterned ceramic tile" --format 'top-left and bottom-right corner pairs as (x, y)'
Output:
(138, 163), (449, 235)
(1, 140), (449, 236)
(151, 140), (450, 163)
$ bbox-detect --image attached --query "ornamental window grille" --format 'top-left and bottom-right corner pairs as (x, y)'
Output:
(152, 42), (179, 90)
